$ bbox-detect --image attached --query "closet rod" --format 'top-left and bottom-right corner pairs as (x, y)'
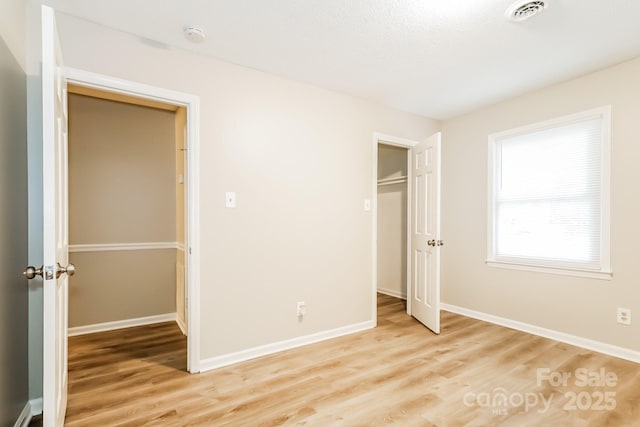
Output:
(377, 175), (407, 186)
(377, 177), (407, 187)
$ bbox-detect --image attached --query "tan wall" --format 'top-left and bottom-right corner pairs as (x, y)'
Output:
(68, 250), (177, 326)
(69, 94), (176, 244)
(0, 0), (27, 70)
(55, 13), (441, 360)
(441, 56), (640, 351)
(68, 94), (177, 327)
(377, 145), (408, 298)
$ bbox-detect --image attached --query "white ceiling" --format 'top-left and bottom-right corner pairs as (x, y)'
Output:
(46, 0), (640, 119)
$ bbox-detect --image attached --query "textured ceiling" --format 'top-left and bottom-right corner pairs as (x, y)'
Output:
(46, 0), (640, 119)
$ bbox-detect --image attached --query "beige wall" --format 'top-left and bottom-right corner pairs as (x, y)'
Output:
(69, 94), (176, 244)
(377, 144), (408, 298)
(0, 0), (27, 70)
(68, 250), (176, 326)
(54, 13), (440, 360)
(68, 94), (177, 327)
(441, 56), (640, 352)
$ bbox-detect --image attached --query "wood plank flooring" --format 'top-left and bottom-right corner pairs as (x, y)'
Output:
(60, 294), (640, 426)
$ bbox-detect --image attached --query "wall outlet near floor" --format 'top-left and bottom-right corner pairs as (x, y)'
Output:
(617, 308), (631, 325)
(296, 301), (307, 317)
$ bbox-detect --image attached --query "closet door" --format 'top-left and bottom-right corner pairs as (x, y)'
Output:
(409, 132), (442, 334)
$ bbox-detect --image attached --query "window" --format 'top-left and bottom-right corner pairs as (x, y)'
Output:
(487, 106), (611, 279)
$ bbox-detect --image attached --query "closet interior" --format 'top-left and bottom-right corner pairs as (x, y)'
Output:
(377, 144), (409, 300)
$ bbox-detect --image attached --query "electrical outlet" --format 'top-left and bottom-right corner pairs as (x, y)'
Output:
(617, 308), (631, 325)
(296, 301), (306, 317)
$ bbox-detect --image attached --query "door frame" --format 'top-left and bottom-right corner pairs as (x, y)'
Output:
(64, 67), (201, 373)
(372, 132), (419, 321)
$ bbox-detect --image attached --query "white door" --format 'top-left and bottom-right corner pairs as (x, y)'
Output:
(409, 132), (442, 334)
(42, 5), (72, 426)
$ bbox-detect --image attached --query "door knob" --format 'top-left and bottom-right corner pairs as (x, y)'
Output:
(56, 262), (76, 278)
(427, 240), (436, 247)
(23, 265), (43, 280)
(437, 240), (444, 246)
(24, 263), (76, 279)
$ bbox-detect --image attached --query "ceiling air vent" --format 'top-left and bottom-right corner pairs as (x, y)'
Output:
(505, 0), (548, 22)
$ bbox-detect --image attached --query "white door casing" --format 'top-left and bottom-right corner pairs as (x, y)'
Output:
(409, 132), (441, 334)
(42, 5), (70, 426)
(64, 67), (201, 373)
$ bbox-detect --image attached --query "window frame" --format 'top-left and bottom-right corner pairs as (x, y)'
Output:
(486, 106), (612, 280)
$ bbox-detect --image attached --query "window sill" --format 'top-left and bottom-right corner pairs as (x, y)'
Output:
(486, 260), (612, 280)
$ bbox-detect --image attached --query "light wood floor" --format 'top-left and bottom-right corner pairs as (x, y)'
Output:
(62, 294), (640, 426)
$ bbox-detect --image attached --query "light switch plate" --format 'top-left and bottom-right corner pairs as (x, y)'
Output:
(364, 199), (371, 211)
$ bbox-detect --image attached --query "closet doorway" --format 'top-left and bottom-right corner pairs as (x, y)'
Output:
(372, 132), (443, 334)
(376, 143), (409, 301)
(65, 84), (188, 366)
(62, 67), (201, 373)
(65, 68), (199, 373)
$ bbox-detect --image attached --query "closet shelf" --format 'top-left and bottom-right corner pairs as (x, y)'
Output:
(377, 175), (407, 187)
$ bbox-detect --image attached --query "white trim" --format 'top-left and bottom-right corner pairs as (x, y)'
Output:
(486, 260), (612, 280)
(14, 397), (43, 427)
(30, 398), (42, 416)
(176, 242), (185, 252)
(372, 133), (418, 322)
(69, 242), (180, 253)
(65, 68), (196, 110)
(68, 313), (176, 336)
(176, 316), (187, 336)
(64, 67), (201, 373)
(14, 401), (32, 427)
(200, 320), (375, 372)
(441, 303), (640, 364)
(377, 288), (407, 300)
(487, 106), (612, 279)
(373, 132), (419, 148)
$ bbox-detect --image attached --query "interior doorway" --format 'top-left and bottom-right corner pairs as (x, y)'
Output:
(64, 68), (201, 373)
(66, 83), (187, 337)
(372, 132), (442, 334)
(65, 85), (188, 367)
(376, 143), (409, 301)
(371, 133), (417, 322)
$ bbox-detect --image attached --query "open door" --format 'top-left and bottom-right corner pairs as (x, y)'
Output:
(42, 5), (71, 426)
(409, 132), (442, 334)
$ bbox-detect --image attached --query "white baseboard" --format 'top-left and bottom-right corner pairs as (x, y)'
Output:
(13, 398), (41, 427)
(441, 303), (640, 364)
(176, 316), (187, 336)
(68, 313), (177, 336)
(14, 401), (31, 427)
(377, 287), (407, 300)
(200, 320), (376, 372)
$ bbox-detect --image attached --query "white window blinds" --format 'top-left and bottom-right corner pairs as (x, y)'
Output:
(488, 107), (611, 277)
